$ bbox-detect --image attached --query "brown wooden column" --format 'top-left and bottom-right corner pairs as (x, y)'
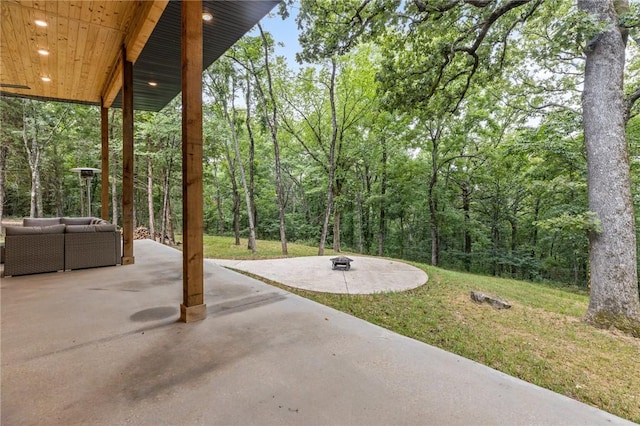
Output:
(100, 101), (109, 221)
(180, 0), (206, 322)
(122, 47), (135, 265)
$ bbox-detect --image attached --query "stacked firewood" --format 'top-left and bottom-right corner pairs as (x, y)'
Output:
(133, 226), (151, 240)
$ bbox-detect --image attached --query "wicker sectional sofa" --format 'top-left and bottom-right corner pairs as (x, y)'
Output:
(3, 217), (121, 276)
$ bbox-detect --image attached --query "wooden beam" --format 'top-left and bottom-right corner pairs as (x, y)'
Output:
(122, 47), (135, 265)
(124, 0), (169, 63)
(101, 0), (168, 108)
(100, 101), (109, 221)
(180, 0), (206, 323)
(101, 58), (123, 110)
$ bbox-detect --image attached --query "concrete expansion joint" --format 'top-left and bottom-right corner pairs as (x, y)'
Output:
(342, 271), (350, 294)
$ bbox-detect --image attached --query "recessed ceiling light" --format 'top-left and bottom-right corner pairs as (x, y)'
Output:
(202, 12), (213, 22)
(148, 81), (158, 87)
(0, 83), (31, 89)
(38, 49), (49, 56)
(41, 76), (51, 82)
(35, 20), (48, 27)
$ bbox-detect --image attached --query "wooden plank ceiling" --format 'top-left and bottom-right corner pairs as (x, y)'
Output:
(0, 0), (279, 112)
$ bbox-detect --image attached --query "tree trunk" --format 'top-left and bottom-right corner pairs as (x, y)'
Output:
(258, 24), (288, 255)
(222, 133), (241, 246)
(227, 99), (256, 254)
(579, 0), (640, 326)
(319, 181), (335, 255)
(332, 177), (343, 252)
(167, 196), (175, 245)
(428, 133), (440, 266)
(491, 212), (500, 277)
(356, 189), (364, 253)
(333, 209), (341, 252)
(161, 166), (170, 244)
(531, 196), (540, 259)
(23, 105), (40, 218)
(212, 160), (225, 236)
(273, 135), (288, 254)
(22, 100), (68, 218)
(509, 217), (517, 276)
(399, 214), (405, 258)
(232, 184), (241, 246)
(111, 158), (118, 226)
(51, 142), (64, 217)
(462, 180), (472, 271)
(428, 177), (439, 266)
(378, 137), (387, 256)
(35, 166), (43, 217)
(28, 161), (42, 218)
(430, 213), (439, 266)
(363, 166), (373, 253)
(0, 144), (7, 234)
(245, 72), (258, 240)
(147, 148), (155, 240)
(207, 76), (240, 244)
(318, 58), (338, 256)
(110, 112), (118, 226)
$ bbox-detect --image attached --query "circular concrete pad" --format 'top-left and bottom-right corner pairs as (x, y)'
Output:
(210, 256), (428, 294)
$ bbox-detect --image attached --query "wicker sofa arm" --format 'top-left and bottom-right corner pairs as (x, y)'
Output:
(4, 232), (65, 276)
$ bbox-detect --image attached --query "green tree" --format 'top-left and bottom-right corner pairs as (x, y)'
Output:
(578, 0), (639, 328)
(231, 27), (290, 254)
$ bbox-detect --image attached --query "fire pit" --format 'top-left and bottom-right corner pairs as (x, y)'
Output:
(330, 256), (353, 271)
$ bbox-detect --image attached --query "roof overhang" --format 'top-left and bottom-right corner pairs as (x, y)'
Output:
(0, 0), (279, 112)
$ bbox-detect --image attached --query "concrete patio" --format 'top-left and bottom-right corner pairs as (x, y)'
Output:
(211, 256), (428, 294)
(0, 240), (633, 425)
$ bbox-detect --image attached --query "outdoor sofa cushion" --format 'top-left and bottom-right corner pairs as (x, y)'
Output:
(5, 224), (66, 235)
(65, 224), (117, 233)
(61, 217), (95, 225)
(20, 217), (110, 227)
(23, 217), (61, 227)
(94, 224), (116, 232)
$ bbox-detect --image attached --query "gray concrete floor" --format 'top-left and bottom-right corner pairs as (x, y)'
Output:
(0, 240), (634, 425)
(212, 256), (427, 294)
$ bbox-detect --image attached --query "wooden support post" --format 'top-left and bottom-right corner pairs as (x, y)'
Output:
(180, 0), (206, 322)
(122, 47), (135, 265)
(100, 101), (109, 221)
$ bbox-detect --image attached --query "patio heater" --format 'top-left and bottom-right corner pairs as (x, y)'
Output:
(71, 167), (101, 217)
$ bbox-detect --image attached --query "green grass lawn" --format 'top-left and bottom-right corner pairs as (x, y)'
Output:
(290, 268), (640, 423)
(200, 235), (338, 259)
(199, 235), (640, 422)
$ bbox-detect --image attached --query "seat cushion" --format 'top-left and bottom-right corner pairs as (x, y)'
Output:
(65, 225), (97, 233)
(65, 224), (117, 233)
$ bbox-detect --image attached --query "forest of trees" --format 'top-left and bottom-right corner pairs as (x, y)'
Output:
(1, 1), (639, 326)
